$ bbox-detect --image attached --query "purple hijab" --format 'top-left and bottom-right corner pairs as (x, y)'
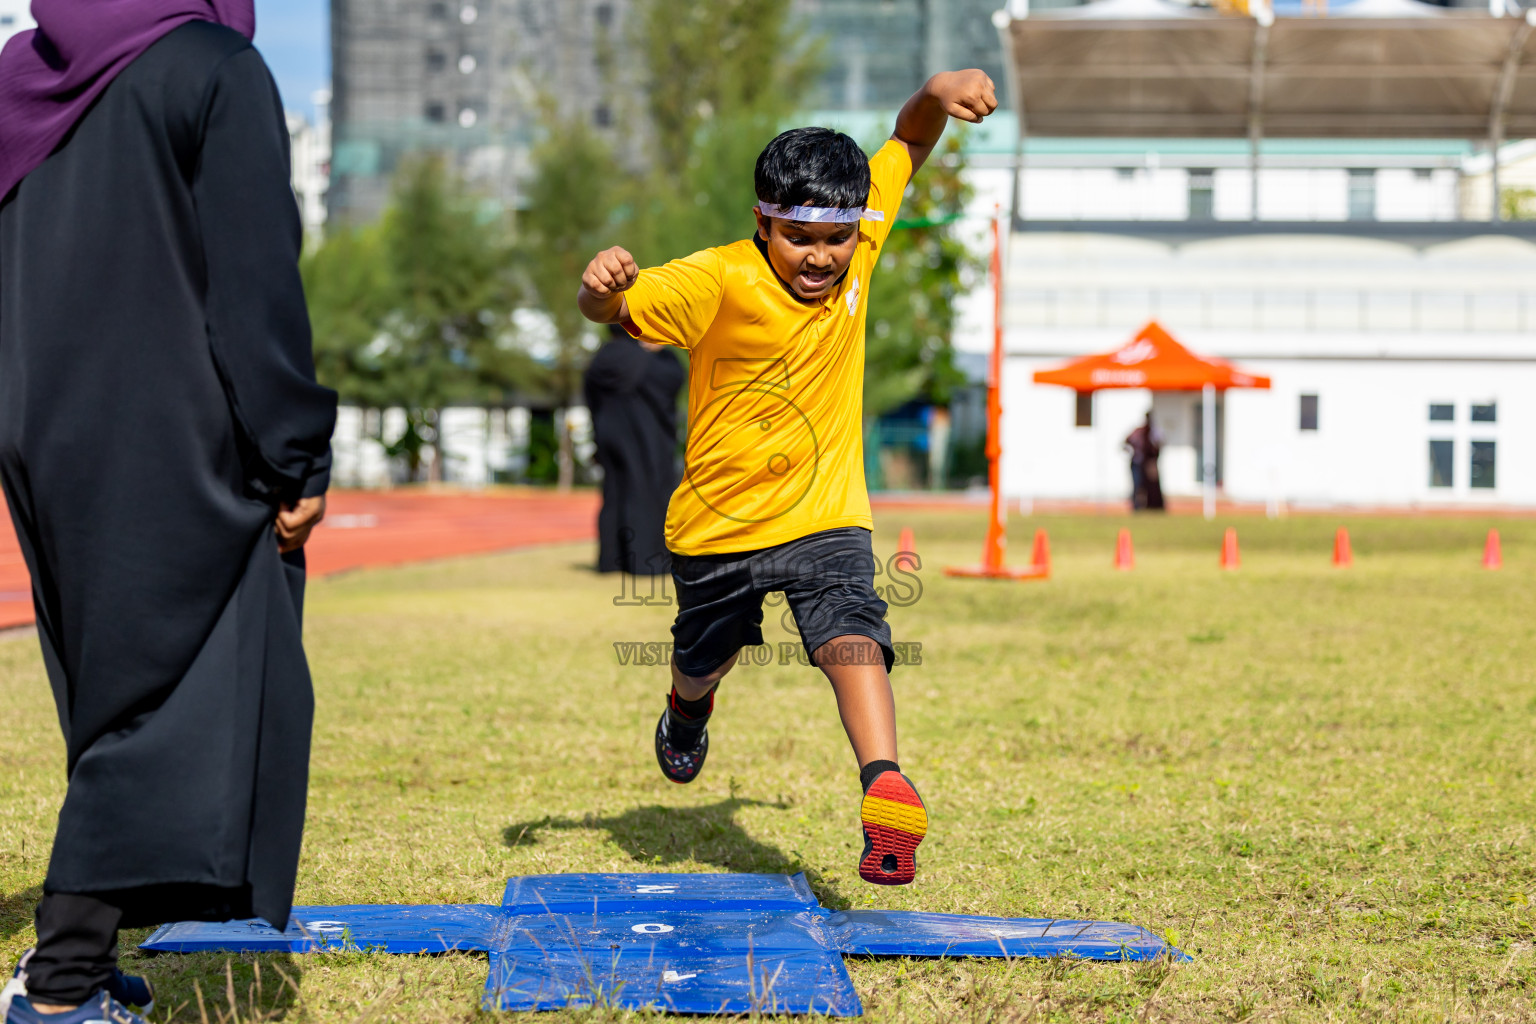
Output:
(0, 0), (255, 199)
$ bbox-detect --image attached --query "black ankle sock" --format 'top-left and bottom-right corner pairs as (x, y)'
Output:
(860, 759), (901, 793)
(670, 686), (716, 720)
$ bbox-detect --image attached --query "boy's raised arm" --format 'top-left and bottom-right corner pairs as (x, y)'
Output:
(891, 70), (998, 176)
(578, 245), (640, 324)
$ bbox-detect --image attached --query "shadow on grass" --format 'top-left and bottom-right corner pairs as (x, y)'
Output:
(0, 885), (42, 944)
(502, 797), (849, 907)
(131, 950), (305, 1022)
(3, 887), (308, 1023)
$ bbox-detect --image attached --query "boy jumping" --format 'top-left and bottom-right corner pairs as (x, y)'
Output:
(577, 70), (997, 885)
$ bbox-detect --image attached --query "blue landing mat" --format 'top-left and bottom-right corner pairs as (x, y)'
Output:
(139, 904), (506, 953)
(142, 873), (1187, 1016)
(825, 910), (1172, 961)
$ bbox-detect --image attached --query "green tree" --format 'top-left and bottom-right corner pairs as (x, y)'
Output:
(517, 117), (625, 490)
(864, 134), (980, 420)
(624, 0), (819, 266)
(630, 0), (813, 174)
(1500, 185), (1536, 221)
(303, 156), (540, 481)
(512, 0), (982, 493)
(303, 222), (392, 406)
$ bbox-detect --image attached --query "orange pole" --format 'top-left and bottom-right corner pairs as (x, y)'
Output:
(945, 213), (1045, 580)
(981, 213), (1006, 572)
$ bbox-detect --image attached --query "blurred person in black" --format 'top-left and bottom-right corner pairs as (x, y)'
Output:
(0, 3), (336, 1021)
(584, 324), (685, 575)
(1124, 411), (1165, 511)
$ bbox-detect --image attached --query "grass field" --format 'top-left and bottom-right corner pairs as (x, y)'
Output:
(3, 510), (1535, 1022)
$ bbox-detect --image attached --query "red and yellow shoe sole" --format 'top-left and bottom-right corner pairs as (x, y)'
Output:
(858, 772), (928, 885)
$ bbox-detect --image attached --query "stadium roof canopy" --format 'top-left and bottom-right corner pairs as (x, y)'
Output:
(995, 0), (1536, 140)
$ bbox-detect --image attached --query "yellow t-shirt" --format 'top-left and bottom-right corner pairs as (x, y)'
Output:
(623, 140), (913, 556)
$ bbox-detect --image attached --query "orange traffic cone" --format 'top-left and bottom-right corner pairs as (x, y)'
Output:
(1220, 527), (1240, 570)
(1483, 529), (1503, 570)
(1114, 529), (1134, 571)
(896, 527), (918, 571)
(1333, 527), (1353, 568)
(1029, 529), (1052, 577)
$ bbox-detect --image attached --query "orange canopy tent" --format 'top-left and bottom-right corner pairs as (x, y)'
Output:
(1034, 322), (1271, 519)
(1033, 322), (1270, 393)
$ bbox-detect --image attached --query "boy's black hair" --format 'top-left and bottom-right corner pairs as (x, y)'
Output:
(754, 127), (870, 210)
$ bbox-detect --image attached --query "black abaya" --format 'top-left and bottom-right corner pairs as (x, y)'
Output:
(584, 336), (684, 575)
(0, 23), (336, 931)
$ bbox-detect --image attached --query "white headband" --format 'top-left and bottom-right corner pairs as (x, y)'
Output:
(755, 203), (884, 224)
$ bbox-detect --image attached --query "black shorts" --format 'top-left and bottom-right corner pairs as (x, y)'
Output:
(670, 527), (894, 677)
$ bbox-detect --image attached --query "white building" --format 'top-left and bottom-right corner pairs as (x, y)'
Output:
(1002, 231), (1533, 509)
(286, 89), (331, 240)
(976, 138), (1536, 510)
(943, 0), (1536, 512)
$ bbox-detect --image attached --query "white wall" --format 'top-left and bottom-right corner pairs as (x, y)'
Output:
(1009, 165), (1459, 223)
(1377, 169), (1460, 222)
(993, 229), (1536, 509)
(1020, 167), (1189, 221)
(1221, 358), (1529, 508)
(1001, 336), (1536, 509)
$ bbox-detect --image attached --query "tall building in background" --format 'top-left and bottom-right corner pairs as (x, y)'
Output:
(328, 0), (1014, 225)
(794, 0), (1010, 111)
(329, 0), (628, 224)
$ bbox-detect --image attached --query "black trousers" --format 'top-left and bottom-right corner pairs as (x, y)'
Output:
(27, 894), (120, 1005)
(27, 884), (256, 1004)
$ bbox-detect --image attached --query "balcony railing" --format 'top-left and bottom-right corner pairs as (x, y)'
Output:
(1008, 288), (1536, 333)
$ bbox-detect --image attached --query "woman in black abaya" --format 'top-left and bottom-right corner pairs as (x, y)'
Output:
(0, 2), (336, 1018)
(584, 326), (685, 575)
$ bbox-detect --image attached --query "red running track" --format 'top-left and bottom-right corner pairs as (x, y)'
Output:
(0, 489), (601, 631)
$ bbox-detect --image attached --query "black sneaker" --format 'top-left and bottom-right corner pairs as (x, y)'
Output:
(654, 702), (709, 784)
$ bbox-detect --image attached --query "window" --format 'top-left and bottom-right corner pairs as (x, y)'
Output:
(424, 102), (446, 123)
(1074, 391), (1093, 428)
(1428, 439), (1453, 488)
(1188, 169), (1214, 222)
(1428, 403), (1454, 422)
(1299, 394), (1319, 431)
(428, 2), (447, 19)
(593, 104), (612, 127)
(1115, 167), (1136, 181)
(1348, 169), (1376, 222)
(594, 3), (614, 27)
(426, 50), (446, 73)
(0, 15), (14, 26)
(1471, 402), (1497, 423)
(1471, 441), (1496, 489)
(1414, 168), (1433, 181)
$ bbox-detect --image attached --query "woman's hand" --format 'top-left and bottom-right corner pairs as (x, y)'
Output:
(275, 495), (326, 553)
